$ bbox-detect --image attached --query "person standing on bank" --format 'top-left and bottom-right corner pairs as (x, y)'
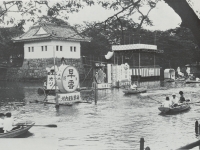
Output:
(179, 91), (186, 103)
(0, 113), (5, 133)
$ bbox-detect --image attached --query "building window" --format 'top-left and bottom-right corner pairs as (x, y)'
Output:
(45, 46), (47, 51)
(56, 45), (59, 51)
(60, 46), (62, 51)
(32, 47), (34, 52)
(70, 46), (73, 52)
(28, 47), (30, 52)
(74, 47), (76, 52)
(41, 46), (43, 51)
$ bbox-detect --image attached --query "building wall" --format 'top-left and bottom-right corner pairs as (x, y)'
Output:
(24, 40), (81, 59)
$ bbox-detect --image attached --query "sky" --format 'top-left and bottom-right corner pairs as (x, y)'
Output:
(67, 0), (182, 31)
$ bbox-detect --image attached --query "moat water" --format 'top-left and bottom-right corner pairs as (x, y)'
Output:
(0, 80), (200, 150)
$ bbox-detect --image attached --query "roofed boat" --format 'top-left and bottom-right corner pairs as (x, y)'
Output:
(0, 121), (35, 138)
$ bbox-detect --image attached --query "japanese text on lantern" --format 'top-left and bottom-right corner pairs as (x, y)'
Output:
(67, 69), (75, 89)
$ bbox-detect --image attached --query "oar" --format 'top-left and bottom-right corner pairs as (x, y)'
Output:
(30, 100), (44, 104)
(15, 124), (57, 128)
(188, 101), (200, 104)
(148, 96), (162, 104)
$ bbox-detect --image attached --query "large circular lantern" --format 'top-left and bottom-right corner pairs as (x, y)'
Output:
(57, 65), (79, 93)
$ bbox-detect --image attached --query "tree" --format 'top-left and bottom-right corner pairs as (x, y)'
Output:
(0, 0), (159, 32)
(163, 0), (200, 48)
(0, 27), (24, 66)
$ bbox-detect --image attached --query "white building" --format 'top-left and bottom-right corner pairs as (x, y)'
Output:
(10, 22), (90, 80)
(13, 22), (90, 59)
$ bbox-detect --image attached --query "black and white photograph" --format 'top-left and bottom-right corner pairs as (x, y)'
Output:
(0, 0), (200, 149)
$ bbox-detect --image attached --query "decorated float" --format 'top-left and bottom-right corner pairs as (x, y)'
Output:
(54, 65), (81, 105)
(92, 62), (112, 89)
(38, 62), (87, 106)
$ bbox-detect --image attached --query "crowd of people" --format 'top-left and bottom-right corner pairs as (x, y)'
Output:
(162, 91), (187, 108)
(0, 112), (16, 133)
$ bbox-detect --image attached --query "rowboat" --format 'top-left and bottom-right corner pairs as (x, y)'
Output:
(175, 78), (186, 82)
(123, 87), (147, 94)
(0, 121), (35, 138)
(185, 80), (200, 84)
(164, 78), (175, 82)
(158, 103), (190, 114)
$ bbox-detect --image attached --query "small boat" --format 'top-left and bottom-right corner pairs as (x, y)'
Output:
(175, 78), (186, 82)
(158, 103), (190, 114)
(185, 80), (200, 84)
(123, 87), (147, 94)
(0, 121), (35, 138)
(164, 78), (175, 82)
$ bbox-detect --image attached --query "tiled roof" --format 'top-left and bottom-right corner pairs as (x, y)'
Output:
(12, 23), (91, 42)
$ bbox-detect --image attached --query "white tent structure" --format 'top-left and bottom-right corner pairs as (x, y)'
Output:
(164, 69), (175, 80)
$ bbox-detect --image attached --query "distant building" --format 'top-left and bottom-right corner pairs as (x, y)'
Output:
(8, 22), (90, 81)
(13, 22), (90, 59)
(111, 44), (163, 85)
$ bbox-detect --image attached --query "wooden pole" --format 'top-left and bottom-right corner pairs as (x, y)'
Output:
(53, 46), (59, 108)
(114, 52), (115, 65)
(195, 120), (199, 134)
(95, 82), (97, 105)
(138, 50), (141, 86)
(140, 138), (144, 150)
(154, 52), (155, 77)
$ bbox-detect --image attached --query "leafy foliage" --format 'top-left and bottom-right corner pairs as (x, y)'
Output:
(80, 22), (199, 70)
(0, 27), (24, 59)
(0, 0), (159, 32)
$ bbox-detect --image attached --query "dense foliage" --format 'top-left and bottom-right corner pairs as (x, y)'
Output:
(0, 27), (24, 66)
(81, 26), (200, 70)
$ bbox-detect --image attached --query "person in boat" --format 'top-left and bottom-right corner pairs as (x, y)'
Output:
(0, 113), (5, 133)
(162, 97), (172, 108)
(179, 91), (186, 103)
(3, 112), (14, 133)
(130, 82), (137, 90)
(171, 93), (179, 107)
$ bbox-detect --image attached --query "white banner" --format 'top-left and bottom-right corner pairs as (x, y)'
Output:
(46, 75), (57, 90)
(57, 92), (81, 104)
(112, 44), (157, 51)
(97, 83), (112, 89)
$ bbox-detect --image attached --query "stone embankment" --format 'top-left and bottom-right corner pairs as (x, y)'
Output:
(6, 58), (85, 81)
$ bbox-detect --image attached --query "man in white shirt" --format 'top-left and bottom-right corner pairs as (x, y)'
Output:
(3, 112), (14, 133)
(171, 93), (179, 106)
(0, 113), (4, 133)
(162, 97), (172, 108)
(130, 82), (137, 90)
